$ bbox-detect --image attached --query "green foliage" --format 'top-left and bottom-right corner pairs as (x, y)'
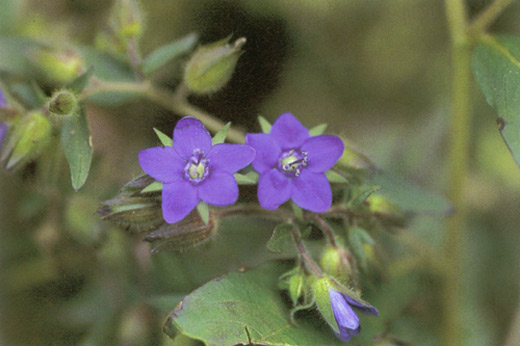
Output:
(61, 105), (93, 191)
(267, 223), (294, 253)
(309, 123), (328, 136)
(153, 127), (173, 146)
(211, 121), (231, 145)
(165, 262), (346, 346)
(142, 32), (199, 75)
(258, 115), (272, 133)
(473, 35), (520, 167)
(196, 201), (209, 225)
(233, 171), (259, 184)
(325, 170), (349, 184)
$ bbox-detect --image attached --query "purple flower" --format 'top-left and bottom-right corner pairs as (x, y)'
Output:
(0, 88), (7, 148)
(246, 113), (344, 212)
(329, 288), (379, 342)
(139, 117), (255, 223)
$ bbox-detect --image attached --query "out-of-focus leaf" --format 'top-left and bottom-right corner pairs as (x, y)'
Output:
(164, 262), (346, 346)
(309, 123), (327, 136)
(348, 185), (381, 209)
(258, 115), (272, 133)
(0, 37), (38, 75)
(473, 35), (520, 168)
(153, 128), (173, 146)
(142, 32), (198, 75)
(233, 171), (259, 184)
(267, 223), (293, 253)
(211, 121), (231, 145)
(10, 81), (46, 108)
(371, 171), (451, 214)
(78, 46), (139, 106)
(61, 104), (93, 191)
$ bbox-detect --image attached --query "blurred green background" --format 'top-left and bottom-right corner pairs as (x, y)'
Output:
(1, 0), (520, 345)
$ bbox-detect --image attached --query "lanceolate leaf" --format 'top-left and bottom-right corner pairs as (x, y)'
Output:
(211, 122), (231, 145)
(165, 262), (346, 346)
(142, 32), (199, 75)
(473, 35), (520, 168)
(61, 104), (93, 191)
(153, 128), (173, 146)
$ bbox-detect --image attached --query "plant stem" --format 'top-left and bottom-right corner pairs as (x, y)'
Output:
(469, 0), (514, 37)
(313, 215), (337, 248)
(289, 222), (322, 277)
(79, 79), (246, 143)
(444, 0), (472, 345)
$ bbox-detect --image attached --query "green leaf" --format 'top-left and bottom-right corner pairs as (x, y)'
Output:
(473, 35), (520, 167)
(348, 226), (373, 269)
(211, 122), (231, 145)
(309, 123), (327, 136)
(267, 223), (294, 253)
(371, 171), (451, 214)
(10, 81), (47, 108)
(141, 181), (163, 193)
(68, 66), (94, 93)
(258, 116), (272, 133)
(61, 104), (93, 191)
(165, 262), (346, 346)
(196, 201), (209, 225)
(348, 185), (381, 209)
(0, 37), (38, 75)
(325, 170), (348, 184)
(153, 128), (173, 146)
(233, 171), (259, 184)
(142, 32), (198, 75)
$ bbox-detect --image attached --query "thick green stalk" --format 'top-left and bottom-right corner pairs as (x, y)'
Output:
(443, 0), (471, 345)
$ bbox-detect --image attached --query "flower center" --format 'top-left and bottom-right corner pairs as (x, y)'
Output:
(184, 149), (209, 184)
(278, 149), (309, 177)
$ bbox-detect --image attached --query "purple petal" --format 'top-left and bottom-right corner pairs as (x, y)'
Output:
(197, 171), (238, 206)
(292, 171), (332, 212)
(173, 117), (212, 159)
(257, 169), (292, 209)
(162, 180), (199, 223)
(207, 143), (256, 173)
(344, 295), (379, 316)
(301, 135), (344, 172)
(329, 289), (360, 331)
(0, 88), (6, 108)
(335, 325), (361, 342)
(245, 133), (281, 173)
(139, 146), (186, 183)
(0, 122), (8, 148)
(270, 113), (309, 150)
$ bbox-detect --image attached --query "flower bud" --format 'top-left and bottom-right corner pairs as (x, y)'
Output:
(48, 90), (78, 117)
(319, 246), (353, 286)
(34, 48), (84, 83)
(110, 0), (144, 39)
(313, 276), (378, 342)
(184, 36), (246, 95)
(368, 194), (407, 228)
(1, 112), (51, 170)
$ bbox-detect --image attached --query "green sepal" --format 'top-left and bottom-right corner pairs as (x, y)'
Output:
(153, 127), (173, 146)
(196, 201), (210, 225)
(258, 115), (272, 133)
(309, 123), (327, 136)
(233, 171), (259, 184)
(348, 185), (381, 209)
(141, 181), (163, 193)
(211, 121), (231, 145)
(325, 170), (348, 184)
(68, 66), (94, 93)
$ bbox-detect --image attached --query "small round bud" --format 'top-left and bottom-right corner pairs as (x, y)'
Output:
(288, 272), (305, 305)
(320, 246), (353, 286)
(48, 90), (78, 117)
(184, 36), (246, 95)
(2, 112), (51, 170)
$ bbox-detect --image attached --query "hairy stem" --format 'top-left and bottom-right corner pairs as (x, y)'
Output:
(313, 215), (338, 248)
(444, 0), (472, 345)
(290, 221), (322, 277)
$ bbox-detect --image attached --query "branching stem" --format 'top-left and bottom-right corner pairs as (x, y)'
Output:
(289, 221), (323, 277)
